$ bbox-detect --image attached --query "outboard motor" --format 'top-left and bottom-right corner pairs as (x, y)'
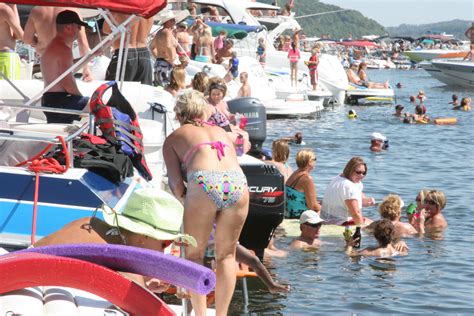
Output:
(238, 162), (285, 260)
(227, 97), (266, 150)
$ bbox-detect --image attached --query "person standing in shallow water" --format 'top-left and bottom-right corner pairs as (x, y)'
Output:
(285, 149), (321, 219)
(163, 91), (249, 316)
(321, 156), (375, 227)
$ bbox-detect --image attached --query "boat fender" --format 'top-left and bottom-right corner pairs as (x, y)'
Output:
(0, 252), (173, 316)
(433, 117), (457, 125)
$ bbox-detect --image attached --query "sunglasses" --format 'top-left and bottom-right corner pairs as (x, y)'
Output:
(416, 197), (421, 202)
(304, 222), (322, 228)
(354, 170), (367, 176)
(425, 199), (437, 206)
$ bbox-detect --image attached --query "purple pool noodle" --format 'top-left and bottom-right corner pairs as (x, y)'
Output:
(19, 244), (215, 295)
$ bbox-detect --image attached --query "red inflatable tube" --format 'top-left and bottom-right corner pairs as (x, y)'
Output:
(0, 252), (174, 316)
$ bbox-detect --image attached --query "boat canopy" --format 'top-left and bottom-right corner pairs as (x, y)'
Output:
(2, 0), (166, 18)
(338, 40), (379, 48)
(186, 19), (264, 39)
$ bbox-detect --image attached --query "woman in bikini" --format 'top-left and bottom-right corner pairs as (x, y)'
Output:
(163, 90), (249, 316)
(285, 149), (321, 219)
(206, 77), (251, 153)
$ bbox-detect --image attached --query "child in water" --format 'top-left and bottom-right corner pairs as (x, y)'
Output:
(346, 219), (407, 257)
(417, 90), (426, 103)
(449, 94), (459, 107)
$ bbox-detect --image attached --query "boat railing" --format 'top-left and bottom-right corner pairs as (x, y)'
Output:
(0, 105), (93, 168)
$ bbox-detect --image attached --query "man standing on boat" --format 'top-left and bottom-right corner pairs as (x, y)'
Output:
(151, 11), (177, 87)
(40, 10), (90, 124)
(103, 14), (154, 85)
(0, 3), (23, 80)
(23, 6), (93, 81)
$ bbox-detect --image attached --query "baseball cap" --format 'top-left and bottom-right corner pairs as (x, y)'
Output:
(299, 210), (325, 225)
(371, 132), (387, 141)
(56, 10), (89, 28)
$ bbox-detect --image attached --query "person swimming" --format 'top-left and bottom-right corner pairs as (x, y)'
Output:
(370, 132), (388, 152)
(346, 219), (407, 257)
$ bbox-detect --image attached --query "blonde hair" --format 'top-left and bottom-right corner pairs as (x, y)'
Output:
(191, 72), (208, 93)
(272, 139), (290, 163)
(417, 189), (429, 204)
(167, 67), (186, 91)
(342, 156), (367, 179)
(378, 194), (402, 221)
(425, 190), (447, 210)
(295, 149), (316, 169)
(174, 90), (208, 124)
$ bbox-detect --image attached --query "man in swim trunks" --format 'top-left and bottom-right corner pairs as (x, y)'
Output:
(40, 10), (90, 123)
(151, 11), (177, 87)
(103, 13), (154, 85)
(0, 3), (23, 80)
(23, 6), (93, 81)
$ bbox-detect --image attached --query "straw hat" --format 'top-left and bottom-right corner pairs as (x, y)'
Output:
(160, 10), (176, 24)
(103, 188), (196, 247)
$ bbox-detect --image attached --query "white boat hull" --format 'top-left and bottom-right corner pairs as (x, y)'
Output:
(263, 98), (323, 118)
(429, 59), (474, 88)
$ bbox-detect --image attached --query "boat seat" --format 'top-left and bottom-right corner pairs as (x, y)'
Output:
(0, 123), (73, 167)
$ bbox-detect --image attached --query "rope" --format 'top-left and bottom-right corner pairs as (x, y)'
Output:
(16, 136), (70, 244)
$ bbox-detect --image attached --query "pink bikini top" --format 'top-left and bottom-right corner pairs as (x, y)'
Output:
(183, 141), (230, 165)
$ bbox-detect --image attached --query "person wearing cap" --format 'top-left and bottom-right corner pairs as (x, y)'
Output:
(0, 3), (23, 80)
(103, 13), (154, 85)
(290, 210), (325, 250)
(33, 188), (196, 293)
(393, 104), (404, 117)
(370, 132), (388, 152)
(40, 10), (91, 124)
(151, 10), (177, 87)
(24, 6), (93, 81)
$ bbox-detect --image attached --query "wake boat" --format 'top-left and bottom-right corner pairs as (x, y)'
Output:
(422, 59), (474, 88)
(403, 49), (468, 63)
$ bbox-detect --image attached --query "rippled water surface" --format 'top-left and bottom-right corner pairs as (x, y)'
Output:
(229, 69), (474, 315)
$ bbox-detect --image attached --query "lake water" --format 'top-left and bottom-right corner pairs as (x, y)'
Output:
(229, 69), (474, 314)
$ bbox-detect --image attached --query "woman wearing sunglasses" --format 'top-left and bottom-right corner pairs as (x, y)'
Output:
(321, 156), (375, 227)
(413, 190), (448, 235)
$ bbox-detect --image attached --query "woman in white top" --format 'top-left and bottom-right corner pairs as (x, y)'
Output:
(321, 156), (375, 226)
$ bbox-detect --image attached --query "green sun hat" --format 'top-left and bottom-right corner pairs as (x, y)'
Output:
(102, 188), (197, 247)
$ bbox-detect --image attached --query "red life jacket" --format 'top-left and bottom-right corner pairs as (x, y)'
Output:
(89, 81), (153, 181)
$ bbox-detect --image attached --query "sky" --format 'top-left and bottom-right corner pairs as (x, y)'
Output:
(317, 0), (473, 27)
